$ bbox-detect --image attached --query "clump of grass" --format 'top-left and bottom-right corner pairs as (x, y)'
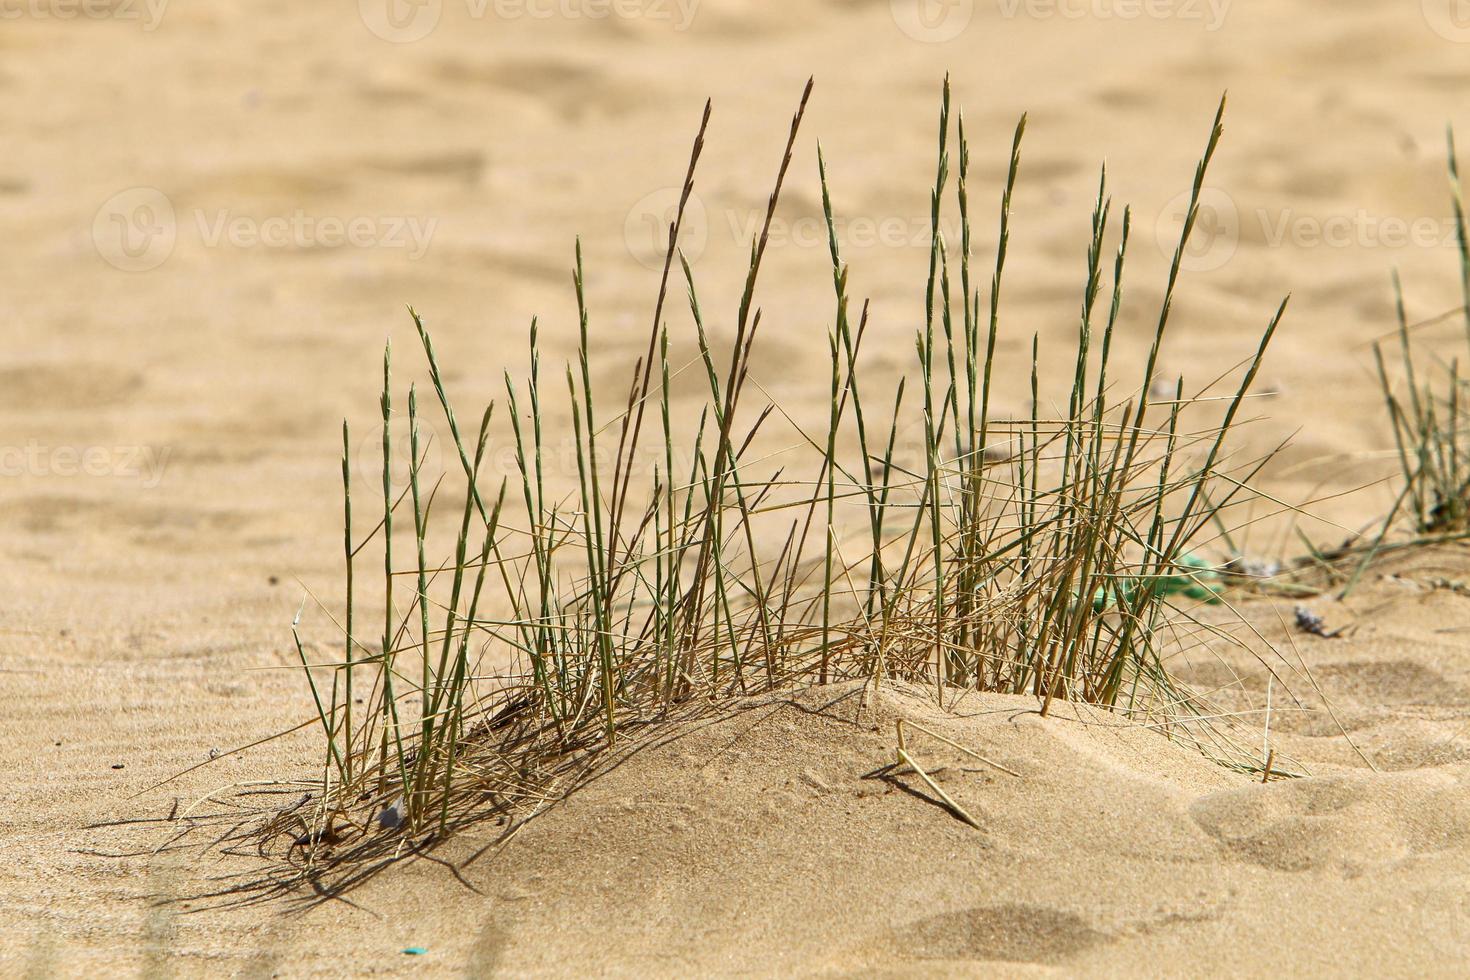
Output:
(1374, 132), (1470, 535)
(280, 79), (1286, 852)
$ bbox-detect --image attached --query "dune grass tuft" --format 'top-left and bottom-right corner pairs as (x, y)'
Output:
(282, 79), (1287, 850)
(1374, 131), (1470, 536)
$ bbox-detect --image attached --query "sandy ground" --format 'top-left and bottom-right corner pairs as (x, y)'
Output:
(7, 0), (1470, 975)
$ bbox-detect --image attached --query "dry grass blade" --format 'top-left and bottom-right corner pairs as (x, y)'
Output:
(897, 719), (1021, 778)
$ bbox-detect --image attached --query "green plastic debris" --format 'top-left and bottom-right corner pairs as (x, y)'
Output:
(1081, 553), (1223, 612)
(1164, 553), (1225, 603)
(403, 947), (428, 956)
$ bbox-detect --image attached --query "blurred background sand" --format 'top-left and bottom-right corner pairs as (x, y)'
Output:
(7, 1), (1470, 974)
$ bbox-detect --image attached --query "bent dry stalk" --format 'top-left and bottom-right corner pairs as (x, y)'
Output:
(291, 79), (1285, 846)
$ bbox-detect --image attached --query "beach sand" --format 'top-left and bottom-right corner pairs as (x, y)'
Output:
(5, 1), (1470, 975)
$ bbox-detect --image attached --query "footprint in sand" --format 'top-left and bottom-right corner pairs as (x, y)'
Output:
(1191, 768), (1470, 873)
(896, 903), (1110, 965)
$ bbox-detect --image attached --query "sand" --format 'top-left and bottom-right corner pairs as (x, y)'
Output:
(6, 1), (1470, 975)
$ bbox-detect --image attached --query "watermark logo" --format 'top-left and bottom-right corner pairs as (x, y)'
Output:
(1155, 186), (1239, 272)
(894, 0), (1230, 39)
(353, 426), (708, 487)
(1156, 188), (1468, 272)
(351, 423), (447, 490)
(891, 0), (975, 42)
(359, 0), (442, 43)
(724, 212), (959, 252)
(1003, 0), (1230, 29)
(94, 187), (177, 273)
(193, 210), (437, 259)
(624, 187), (709, 271)
(360, 0), (700, 41)
(1419, 879), (1470, 956)
(0, 442), (172, 488)
(624, 188), (974, 268)
(0, 0), (169, 30)
(1423, 0), (1470, 43)
(93, 188), (438, 271)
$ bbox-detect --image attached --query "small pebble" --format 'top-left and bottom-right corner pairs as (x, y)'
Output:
(379, 800), (404, 830)
(1294, 605), (1343, 638)
(800, 768), (831, 792)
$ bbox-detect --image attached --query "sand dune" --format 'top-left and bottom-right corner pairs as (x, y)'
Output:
(7, 1), (1470, 975)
